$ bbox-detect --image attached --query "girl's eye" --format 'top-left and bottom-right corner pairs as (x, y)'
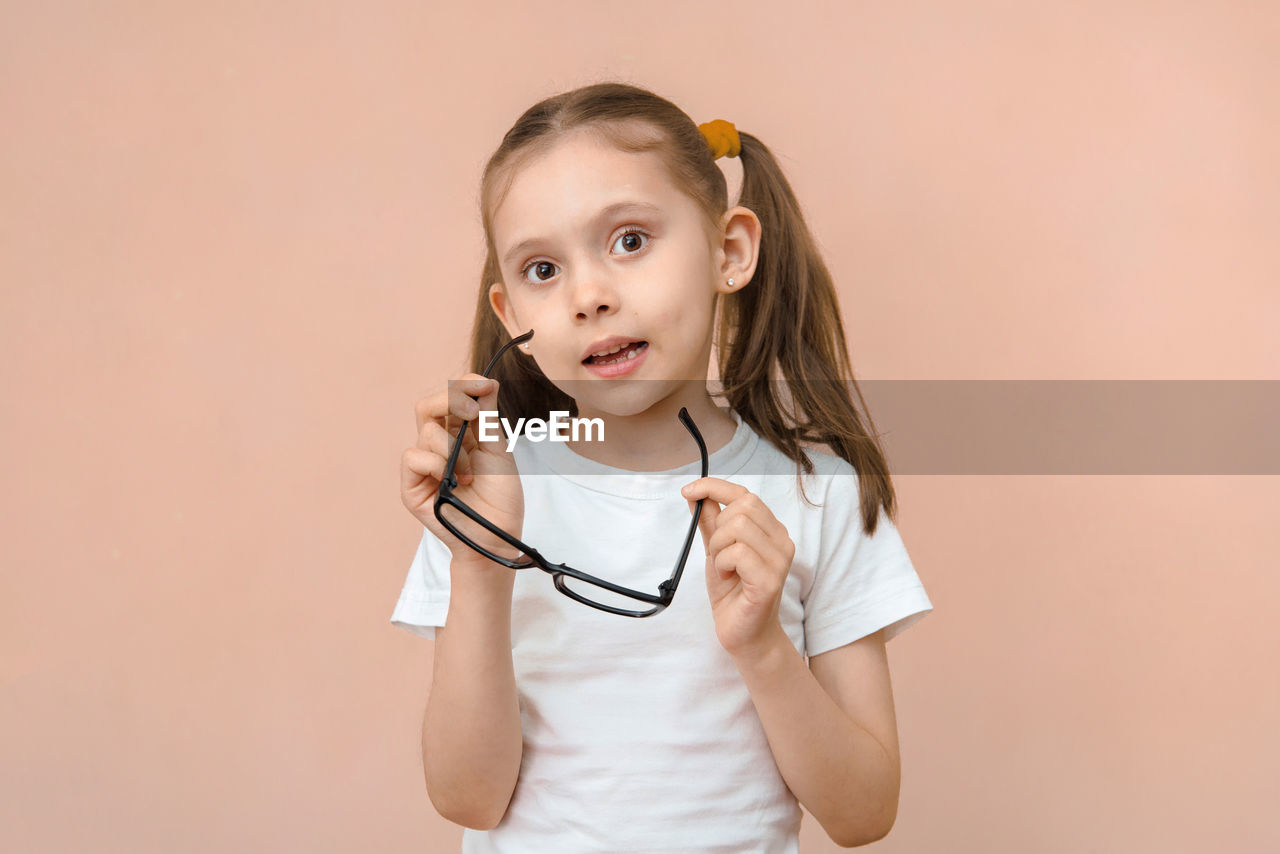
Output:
(610, 227), (649, 256)
(523, 260), (558, 285)
(518, 227), (651, 286)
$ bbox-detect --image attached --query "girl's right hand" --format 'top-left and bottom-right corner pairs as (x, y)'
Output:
(401, 374), (526, 566)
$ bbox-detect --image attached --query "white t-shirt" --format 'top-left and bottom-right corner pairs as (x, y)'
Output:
(391, 407), (933, 853)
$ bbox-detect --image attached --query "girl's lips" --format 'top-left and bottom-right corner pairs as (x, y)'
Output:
(582, 341), (649, 378)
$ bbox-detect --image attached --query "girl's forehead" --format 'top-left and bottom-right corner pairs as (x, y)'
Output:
(500, 136), (676, 208)
(494, 161), (686, 242)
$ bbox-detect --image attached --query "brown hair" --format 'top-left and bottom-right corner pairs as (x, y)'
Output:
(466, 82), (897, 535)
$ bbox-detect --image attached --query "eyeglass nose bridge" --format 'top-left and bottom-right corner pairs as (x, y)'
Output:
(551, 569), (672, 618)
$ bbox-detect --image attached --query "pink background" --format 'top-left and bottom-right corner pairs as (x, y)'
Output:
(3, 2), (1277, 851)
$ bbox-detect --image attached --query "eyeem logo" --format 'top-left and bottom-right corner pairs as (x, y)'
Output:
(477, 411), (604, 453)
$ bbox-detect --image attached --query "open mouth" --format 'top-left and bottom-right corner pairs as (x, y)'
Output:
(582, 341), (649, 366)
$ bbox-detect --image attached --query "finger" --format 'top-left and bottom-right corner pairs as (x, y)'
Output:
(719, 529), (787, 592)
(704, 535), (737, 586)
(706, 512), (780, 565)
(470, 378), (509, 454)
(422, 420), (472, 474)
(417, 376), (495, 433)
(443, 406), (481, 455)
(445, 378), (496, 452)
(680, 476), (750, 508)
(422, 420), (473, 476)
(687, 495), (721, 555)
(715, 492), (789, 542)
(448, 376), (497, 426)
(415, 389), (447, 435)
(685, 480), (787, 544)
(449, 420), (479, 457)
(704, 523), (741, 583)
(713, 543), (775, 594)
(401, 446), (445, 491)
(417, 391), (479, 455)
(711, 541), (749, 583)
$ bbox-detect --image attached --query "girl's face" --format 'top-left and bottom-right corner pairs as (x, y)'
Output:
(487, 129), (755, 418)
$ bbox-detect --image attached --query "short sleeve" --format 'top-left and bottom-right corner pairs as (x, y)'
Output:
(389, 526), (453, 640)
(801, 470), (933, 658)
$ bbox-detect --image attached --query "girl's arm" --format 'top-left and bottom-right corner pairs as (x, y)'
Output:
(732, 626), (902, 848)
(681, 476), (905, 847)
(421, 558), (523, 830)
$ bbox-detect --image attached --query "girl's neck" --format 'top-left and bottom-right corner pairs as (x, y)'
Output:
(565, 395), (738, 472)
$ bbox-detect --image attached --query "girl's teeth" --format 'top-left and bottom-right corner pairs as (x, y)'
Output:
(593, 343), (628, 357)
(594, 343), (644, 365)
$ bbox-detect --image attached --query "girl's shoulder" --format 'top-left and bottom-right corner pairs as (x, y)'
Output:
(746, 430), (861, 504)
(749, 426), (857, 479)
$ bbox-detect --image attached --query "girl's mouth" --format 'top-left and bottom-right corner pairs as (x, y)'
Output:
(582, 341), (649, 377)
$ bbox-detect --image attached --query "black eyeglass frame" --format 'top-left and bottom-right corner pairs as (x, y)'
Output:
(433, 329), (708, 618)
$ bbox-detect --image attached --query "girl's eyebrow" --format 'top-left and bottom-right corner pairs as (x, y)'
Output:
(501, 200), (664, 266)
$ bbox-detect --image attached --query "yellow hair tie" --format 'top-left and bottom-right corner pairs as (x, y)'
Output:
(698, 119), (741, 160)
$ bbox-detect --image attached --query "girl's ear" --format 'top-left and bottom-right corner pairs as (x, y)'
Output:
(488, 282), (523, 339)
(713, 206), (762, 295)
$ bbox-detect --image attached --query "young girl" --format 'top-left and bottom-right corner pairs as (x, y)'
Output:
(394, 81), (933, 853)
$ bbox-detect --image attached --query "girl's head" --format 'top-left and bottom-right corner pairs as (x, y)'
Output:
(485, 120), (757, 419)
(466, 81), (897, 534)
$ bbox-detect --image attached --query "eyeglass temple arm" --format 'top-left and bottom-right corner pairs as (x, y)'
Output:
(657, 406), (710, 597)
(439, 328), (535, 490)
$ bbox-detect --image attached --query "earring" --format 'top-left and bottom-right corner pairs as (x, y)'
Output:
(727, 277), (735, 287)
(522, 343), (530, 349)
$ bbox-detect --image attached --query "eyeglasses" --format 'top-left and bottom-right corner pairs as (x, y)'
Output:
(433, 329), (708, 618)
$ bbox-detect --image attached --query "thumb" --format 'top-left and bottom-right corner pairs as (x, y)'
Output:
(687, 496), (720, 555)
(689, 497), (733, 589)
(474, 377), (499, 413)
(472, 379), (508, 453)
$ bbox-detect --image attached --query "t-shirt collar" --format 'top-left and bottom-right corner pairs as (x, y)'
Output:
(531, 407), (759, 499)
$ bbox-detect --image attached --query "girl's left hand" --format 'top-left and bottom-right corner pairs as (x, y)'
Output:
(681, 477), (796, 658)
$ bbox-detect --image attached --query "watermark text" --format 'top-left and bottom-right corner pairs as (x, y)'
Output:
(477, 410), (604, 452)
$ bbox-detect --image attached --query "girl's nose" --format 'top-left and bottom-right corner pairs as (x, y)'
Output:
(569, 272), (620, 320)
